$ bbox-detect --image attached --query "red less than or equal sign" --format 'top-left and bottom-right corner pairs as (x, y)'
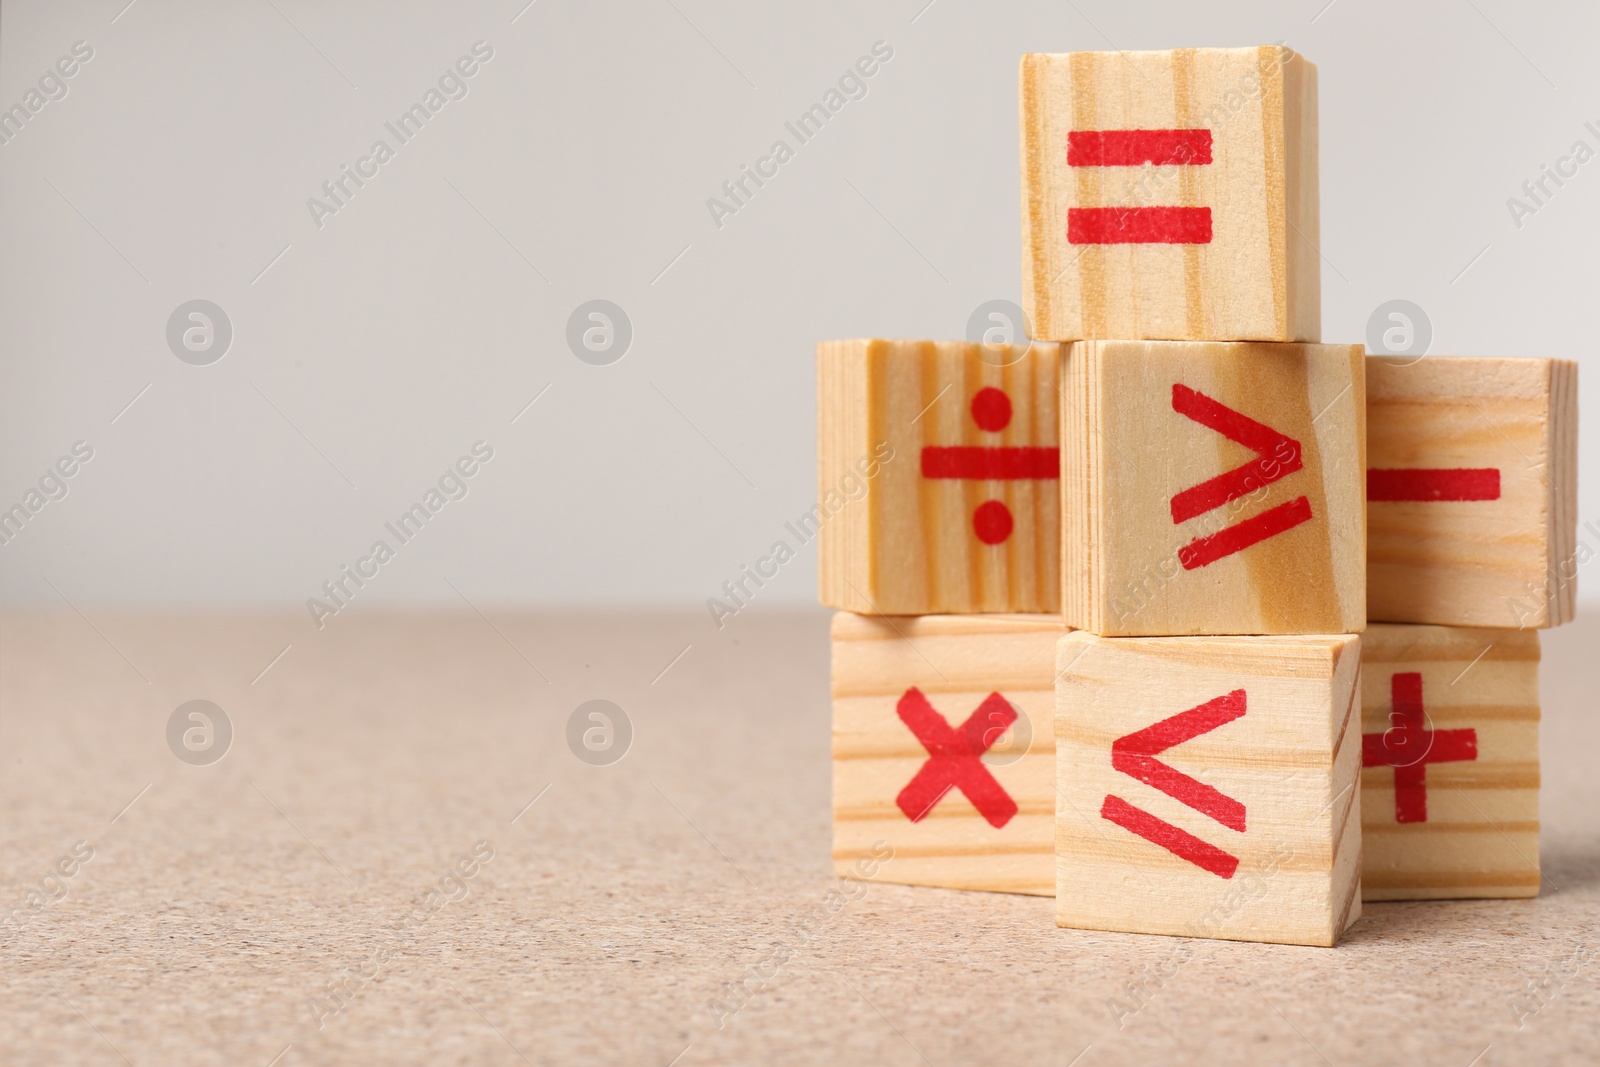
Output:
(1100, 688), (1249, 880)
(1066, 128), (1213, 245)
(920, 387), (1058, 546)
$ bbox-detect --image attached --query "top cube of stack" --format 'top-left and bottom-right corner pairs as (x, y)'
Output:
(1021, 46), (1319, 343)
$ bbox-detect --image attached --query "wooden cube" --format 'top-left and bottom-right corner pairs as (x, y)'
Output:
(1367, 356), (1579, 628)
(818, 339), (1061, 615)
(1361, 623), (1540, 900)
(832, 612), (1063, 895)
(1062, 340), (1365, 635)
(1055, 631), (1361, 946)
(1021, 46), (1319, 342)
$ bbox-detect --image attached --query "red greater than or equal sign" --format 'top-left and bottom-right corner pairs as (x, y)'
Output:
(1067, 128), (1213, 245)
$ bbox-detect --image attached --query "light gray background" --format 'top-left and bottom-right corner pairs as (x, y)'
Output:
(1, 0), (1594, 617)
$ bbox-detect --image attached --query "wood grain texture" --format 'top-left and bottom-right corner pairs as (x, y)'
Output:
(818, 339), (1061, 615)
(832, 612), (1065, 895)
(1360, 623), (1540, 901)
(1062, 339), (1365, 635)
(1021, 46), (1319, 342)
(1056, 631), (1362, 947)
(1367, 356), (1579, 628)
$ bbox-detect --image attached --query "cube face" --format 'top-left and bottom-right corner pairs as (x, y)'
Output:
(1361, 624), (1540, 900)
(1367, 357), (1579, 628)
(1021, 46), (1319, 342)
(1055, 632), (1361, 947)
(832, 612), (1063, 896)
(1062, 340), (1365, 636)
(818, 339), (1061, 615)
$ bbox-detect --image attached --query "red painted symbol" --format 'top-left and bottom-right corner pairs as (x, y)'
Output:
(1067, 128), (1213, 245)
(921, 386), (1059, 546)
(1170, 384), (1311, 570)
(1362, 672), (1477, 824)
(1102, 690), (1247, 879)
(1100, 796), (1241, 880)
(895, 687), (1018, 828)
(1068, 129), (1213, 167)
(1368, 468), (1501, 502)
(1068, 206), (1212, 245)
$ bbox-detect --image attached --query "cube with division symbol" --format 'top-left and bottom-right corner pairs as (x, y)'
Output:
(832, 612), (1064, 896)
(1021, 46), (1319, 342)
(1061, 339), (1365, 636)
(1055, 630), (1362, 947)
(1367, 356), (1579, 628)
(1361, 623), (1540, 900)
(818, 339), (1061, 616)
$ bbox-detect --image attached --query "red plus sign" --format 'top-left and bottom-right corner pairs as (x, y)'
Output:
(1362, 672), (1477, 823)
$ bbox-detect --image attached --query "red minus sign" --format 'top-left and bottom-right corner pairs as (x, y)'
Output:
(1367, 468), (1500, 502)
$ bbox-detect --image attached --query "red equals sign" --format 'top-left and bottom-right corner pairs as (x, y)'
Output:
(1066, 128), (1213, 245)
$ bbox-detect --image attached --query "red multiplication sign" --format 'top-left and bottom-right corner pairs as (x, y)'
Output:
(1169, 384), (1311, 569)
(1362, 672), (1477, 823)
(1367, 468), (1501, 502)
(1101, 689), (1247, 879)
(921, 386), (1059, 546)
(895, 688), (1019, 829)
(1066, 128), (1213, 245)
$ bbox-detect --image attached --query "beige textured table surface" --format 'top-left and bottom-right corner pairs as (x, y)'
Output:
(1, 609), (1597, 1066)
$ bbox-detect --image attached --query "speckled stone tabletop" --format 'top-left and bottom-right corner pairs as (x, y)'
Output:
(1, 609), (1596, 1066)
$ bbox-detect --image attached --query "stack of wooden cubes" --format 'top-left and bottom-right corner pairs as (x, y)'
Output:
(820, 46), (1578, 947)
